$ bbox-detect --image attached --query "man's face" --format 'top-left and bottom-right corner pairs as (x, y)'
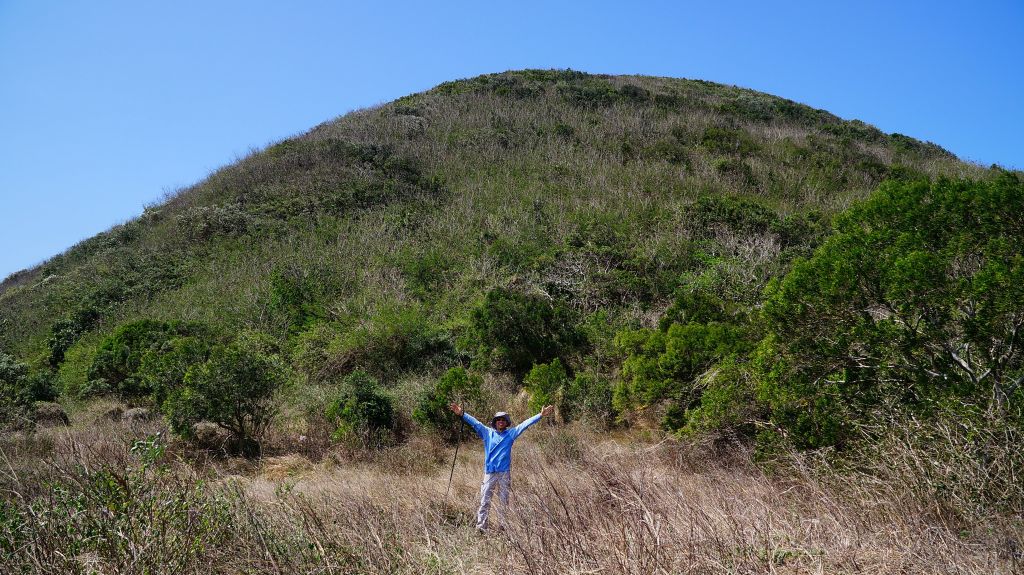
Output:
(494, 418), (509, 431)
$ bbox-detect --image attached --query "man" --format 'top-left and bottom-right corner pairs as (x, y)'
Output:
(449, 402), (554, 531)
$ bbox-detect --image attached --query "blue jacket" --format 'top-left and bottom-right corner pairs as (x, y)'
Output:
(462, 412), (543, 473)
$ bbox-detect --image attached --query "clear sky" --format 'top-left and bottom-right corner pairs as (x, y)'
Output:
(1, 0), (1021, 280)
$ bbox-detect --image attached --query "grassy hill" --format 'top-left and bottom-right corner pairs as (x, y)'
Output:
(0, 70), (1014, 439)
(0, 70), (980, 368)
(1, 70), (1021, 573)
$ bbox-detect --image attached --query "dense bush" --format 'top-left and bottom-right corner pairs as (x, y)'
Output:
(557, 77), (621, 108)
(138, 335), (212, 406)
(164, 332), (287, 455)
(614, 290), (755, 430)
(47, 305), (100, 367)
(560, 371), (614, 424)
(0, 353), (31, 429)
(325, 369), (396, 447)
(335, 303), (451, 375)
(87, 320), (205, 399)
(468, 288), (583, 378)
(683, 195), (778, 239)
(523, 359), (569, 413)
(700, 126), (759, 156)
(268, 266), (323, 337)
(761, 174), (1024, 448)
(413, 367), (482, 442)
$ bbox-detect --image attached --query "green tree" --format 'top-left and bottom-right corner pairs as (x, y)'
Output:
(138, 335), (212, 406)
(88, 320), (181, 398)
(164, 332), (287, 455)
(762, 174), (1024, 447)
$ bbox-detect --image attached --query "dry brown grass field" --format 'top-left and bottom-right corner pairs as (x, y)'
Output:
(2, 406), (1020, 575)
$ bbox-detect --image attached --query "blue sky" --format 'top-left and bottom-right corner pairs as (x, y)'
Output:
(1, 0), (1021, 280)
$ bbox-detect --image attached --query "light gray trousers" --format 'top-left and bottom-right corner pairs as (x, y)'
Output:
(476, 471), (511, 530)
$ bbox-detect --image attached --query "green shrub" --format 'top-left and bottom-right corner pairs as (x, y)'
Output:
(325, 370), (396, 447)
(614, 288), (755, 429)
(561, 371), (614, 424)
(57, 335), (101, 398)
(557, 77), (620, 108)
(164, 332), (287, 455)
(337, 302), (451, 375)
(683, 195), (778, 239)
(47, 305), (100, 367)
(679, 356), (760, 436)
(0, 353), (30, 429)
(394, 248), (454, 299)
(617, 84), (650, 103)
(268, 266), (323, 337)
(88, 319), (204, 398)
(761, 174), (1024, 448)
(468, 288), (582, 378)
(524, 359), (569, 413)
(413, 367), (482, 442)
(138, 335), (212, 406)
(700, 126), (759, 156)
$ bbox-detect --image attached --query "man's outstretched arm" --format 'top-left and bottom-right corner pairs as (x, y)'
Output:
(449, 402), (488, 437)
(514, 405), (554, 434)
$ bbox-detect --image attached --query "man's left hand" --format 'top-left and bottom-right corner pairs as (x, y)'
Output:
(541, 405), (554, 417)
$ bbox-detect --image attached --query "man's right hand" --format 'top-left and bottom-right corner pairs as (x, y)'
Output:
(449, 402), (464, 417)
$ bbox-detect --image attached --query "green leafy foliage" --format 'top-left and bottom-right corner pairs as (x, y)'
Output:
(413, 366), (482, 441)
(560, 371), (614, 424)
(138, 335), (212, 406)
(762, 174), (1024, 448)
(614, 290), (755, 430)
(87, 320), (210, 399)
(468, 288), (583, 378)
(325, 369), (396, 447)
(268, 266), (323, 337)
(0, 353), (31, 429)
(524, 359), (569, 412)
(335, 303), (451, 376)
(47, 306), (100, 367)
(164, 332), (287, 455)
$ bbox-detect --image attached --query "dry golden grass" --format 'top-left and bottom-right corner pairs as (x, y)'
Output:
(1, 416), (1020, 574)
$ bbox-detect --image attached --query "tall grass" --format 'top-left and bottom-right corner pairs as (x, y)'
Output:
(1, 417), (1018, 574)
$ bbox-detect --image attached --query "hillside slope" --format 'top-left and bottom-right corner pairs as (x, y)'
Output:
(0, 70), (995, 424)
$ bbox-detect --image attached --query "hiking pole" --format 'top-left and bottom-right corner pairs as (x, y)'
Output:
(445, 406), (465, 499)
